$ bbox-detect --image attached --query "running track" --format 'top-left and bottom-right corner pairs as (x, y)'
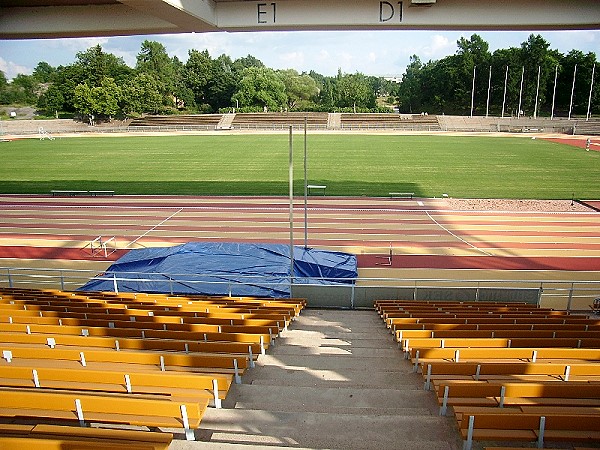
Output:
(1, 195), (599, 274)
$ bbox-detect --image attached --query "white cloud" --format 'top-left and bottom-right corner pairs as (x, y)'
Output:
(279, 51), (305, 70)
(427, 34), (454, 57)
(44, 36), (111, 54)
(108, 48), (137, 67)
(0, 57), (31, 80)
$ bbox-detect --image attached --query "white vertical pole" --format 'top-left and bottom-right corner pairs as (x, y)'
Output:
(569, 64), (577, 120)
(486, 65), (492, 118)
(288, 126), (294, 294)
(303, 117), (308, 248)
(502, 66), (508, 118)
(551, 65), (558, 120)
(518, 66), (525, 118)
(470, 66), (476, 118)
(586, 63), (596, 121)
(534, 65), (541, 119)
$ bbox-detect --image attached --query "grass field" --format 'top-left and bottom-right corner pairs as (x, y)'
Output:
(1, 133), (599, 199)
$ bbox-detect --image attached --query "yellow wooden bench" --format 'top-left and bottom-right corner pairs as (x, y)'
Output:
(459, 410), (600, 450)
(1, 321), (272, 346)
(0, 329), (264, 361)
(401, 337), (600, 353)
(0, 364), (232, 406)
(421, 361), (600, 389)
(0, 424), (172, 450)
(410, 347), (600, 368)
(0, 344), (249, 375)
(437, 380), (600, 415)
(0, 387), (207, 440)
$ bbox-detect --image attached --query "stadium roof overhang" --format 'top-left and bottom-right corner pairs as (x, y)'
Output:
(1, 0), (599, 39)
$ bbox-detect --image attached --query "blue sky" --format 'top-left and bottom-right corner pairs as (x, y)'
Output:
(1, 29), (599, 80)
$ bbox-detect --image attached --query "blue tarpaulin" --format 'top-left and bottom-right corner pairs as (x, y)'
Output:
(78, 242), (357, 298)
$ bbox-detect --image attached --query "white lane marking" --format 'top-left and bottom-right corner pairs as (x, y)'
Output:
(425, 211), (493, 256)
(125, 208), (183, 248)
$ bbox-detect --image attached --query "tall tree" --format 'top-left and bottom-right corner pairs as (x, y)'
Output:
(136, 40), (175, 107)
(37, 84), (64, 117)
(519, 34), (556, 115)
(277, 69), (319, 110)
(232, 67), (287, 111)
(491, 47), (522, 116)
(206, 54), (237, 111)
(397, 55), (423, 113)
(171, 56), (194, 110)
(32, 62), (56, 83)
(184, 49), (213, 109)
(455, 34), (491, 114)
(336, 72), (376, 112)
(121, 73), (162, 115)
(74, 44), (132, 87)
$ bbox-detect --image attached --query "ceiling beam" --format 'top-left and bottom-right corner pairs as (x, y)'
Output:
(0, 0), (599, 39)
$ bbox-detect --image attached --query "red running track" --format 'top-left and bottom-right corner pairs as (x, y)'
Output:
(1, 195), (599, 272)
(2, 246), (599, 271)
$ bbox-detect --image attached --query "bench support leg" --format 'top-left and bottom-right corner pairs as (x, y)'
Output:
(180, 404), (195, 441)
(424, 364), (432, 391)
(462, 415), (474, 450)
(413, 349), (419, 372)
(537, 416), (545, 448)
(248, 346), (255, 369)
(75, 398), (85, 427)
(212, 379), (222, 409)
(234, 359), (242, 384)
(439, 386), (449, 416)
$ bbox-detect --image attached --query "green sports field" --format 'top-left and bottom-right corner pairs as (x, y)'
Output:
(2, 134), (599, 199)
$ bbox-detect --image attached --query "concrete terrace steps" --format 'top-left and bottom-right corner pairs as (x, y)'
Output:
(187, 309), (461, 450)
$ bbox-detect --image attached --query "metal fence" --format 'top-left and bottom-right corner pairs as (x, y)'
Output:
(2, 266), (598, 312)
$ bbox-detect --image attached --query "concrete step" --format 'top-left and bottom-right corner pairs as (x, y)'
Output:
(195, 408), (460, 450)
(170, 309), (462, 450)
(245, 365), (421, 388)
(227, 384), (433, 414)
(249, 353), (404, 371)
(267, 344), (400, 357)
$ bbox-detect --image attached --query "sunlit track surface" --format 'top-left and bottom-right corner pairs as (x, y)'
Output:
(1, 195), (600, 277)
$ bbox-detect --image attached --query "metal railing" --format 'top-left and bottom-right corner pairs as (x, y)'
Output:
(1, 266), (599, 311)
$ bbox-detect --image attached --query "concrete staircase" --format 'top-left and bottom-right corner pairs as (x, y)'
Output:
(327, 113), (342, 130)
(184, 309), (461, 450)
(217, 114), (235, 130)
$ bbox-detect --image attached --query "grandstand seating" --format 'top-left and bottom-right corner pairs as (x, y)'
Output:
(375, 299), (600, 450)
(128, 114), (223, 130)
(230, 112), (328, 129)
(0, 287), (305, 445)
(129, 112), (446, 131)
(339, 113), (441, 130)
(574, 118), (600, 136)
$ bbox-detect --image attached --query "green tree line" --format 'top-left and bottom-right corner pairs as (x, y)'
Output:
(0, 34), (597, 120)
(398, 34), (598, 117)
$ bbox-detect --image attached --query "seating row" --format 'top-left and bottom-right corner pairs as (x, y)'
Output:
(375, 299), (600, 450)
(0, 288), (305, 447)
